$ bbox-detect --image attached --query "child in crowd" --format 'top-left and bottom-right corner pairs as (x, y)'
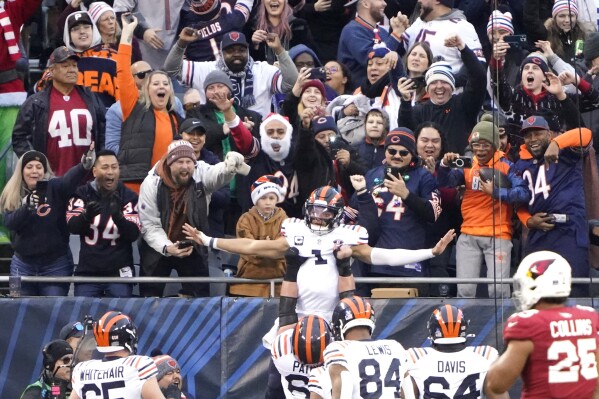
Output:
(229, 175), (288, 297)
(353, 108), (390, 171)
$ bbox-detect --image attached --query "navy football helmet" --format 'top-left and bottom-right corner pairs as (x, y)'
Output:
(331, 296), (375, 340)
(292, 315), (332, 365)
(427, 304), (468, 344)
(93, 311), (138, 354)
(304, 186), (344, 235)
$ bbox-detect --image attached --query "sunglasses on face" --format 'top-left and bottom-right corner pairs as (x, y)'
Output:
(133, 70), (153, 79)
(386, 148), (410, 157)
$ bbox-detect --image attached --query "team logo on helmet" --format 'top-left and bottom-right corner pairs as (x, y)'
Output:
(526, 259), (555, 280)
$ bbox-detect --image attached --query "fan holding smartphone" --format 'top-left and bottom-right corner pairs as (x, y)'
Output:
(0, 146), (96, 296)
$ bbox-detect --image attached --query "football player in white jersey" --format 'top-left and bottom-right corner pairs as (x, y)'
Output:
(323, 296), (409, 399)
(401, 0), (484, 85)
(271, 314), (332, 398)
(400, 305), (507, 399)
(70, 311), (165, 399)
(184, 185), (456, 329)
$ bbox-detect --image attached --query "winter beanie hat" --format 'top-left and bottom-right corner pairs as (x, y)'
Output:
(153, 355), (180, 381)
(519, 53), (549, 76)
(166, 140), (197, 166)
(487, 10), (514, 35)
(552, 0), (578, 18)
(385, 128), (416, 156)
(425, 61), (455, 91)
(469, 113), (499, 149)
(190, 0), (221, 20)
(584, 32), (599, 62)
(301, 79), (327, 98)
(250, 175), (286, 204)
(21, 151), (48, 174)
(203, 70), (234, 94)
(87, 2), (115, 26)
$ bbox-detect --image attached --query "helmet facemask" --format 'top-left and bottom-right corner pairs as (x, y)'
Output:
(304, 202), (341, 235)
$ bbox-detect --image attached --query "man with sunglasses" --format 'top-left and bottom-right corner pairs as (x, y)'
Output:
(20, 339), (73, 399)
(105, 61), (185, 154)
(438, 114), (529, 298)
(351, 128), (441, 296)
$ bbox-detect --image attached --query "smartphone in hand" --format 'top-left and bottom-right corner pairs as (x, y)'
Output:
(308, 67), (327, 81)
(36, 180), (49, 204)
(178, 240), (194, 249)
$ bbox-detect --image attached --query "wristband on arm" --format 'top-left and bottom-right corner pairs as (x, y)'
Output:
(283, 247), (305, 282)
(279, 296), (298, 327)
(335, 256), (352, 277)
(339, 290), (355, 299)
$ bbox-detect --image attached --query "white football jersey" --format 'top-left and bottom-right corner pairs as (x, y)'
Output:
(403, 345), (498, 399)
(281, 218), (369, 320)
(309, 366), (332, 399)
(323, 339), (409, 399)
(402, 17), (484, 75)
(71, 355), (158, 398)
(272, 329), (320, 398)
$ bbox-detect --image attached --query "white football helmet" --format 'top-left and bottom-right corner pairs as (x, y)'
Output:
(512, 251), (571, 311)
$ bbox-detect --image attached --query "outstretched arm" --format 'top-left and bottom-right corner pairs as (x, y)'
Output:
(351, 229), (455, 264)
(183, 223), (290, 258)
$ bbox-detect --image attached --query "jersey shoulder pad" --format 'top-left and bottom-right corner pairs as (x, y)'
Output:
(470, 345), (499, 361)
(405, 347), (430, 364)
(503, 309), (541, 341)
(281, 217), (304, 236)
(123, 355), (158, 380)
(575, 304), (599, 314)
(271, 330), (294, 359)
(323, 341), (350, 368)
(336, 224), (369, 244)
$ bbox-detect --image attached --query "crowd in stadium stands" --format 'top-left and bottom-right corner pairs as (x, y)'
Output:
(2, 0), (599, 302)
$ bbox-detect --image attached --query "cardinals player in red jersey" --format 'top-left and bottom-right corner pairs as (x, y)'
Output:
(486, 251), (599, 398)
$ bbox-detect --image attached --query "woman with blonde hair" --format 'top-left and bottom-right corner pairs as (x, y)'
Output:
(0, 149), (95, 296)
(116, 14), (182, 193)
(248, 0), (316, 64)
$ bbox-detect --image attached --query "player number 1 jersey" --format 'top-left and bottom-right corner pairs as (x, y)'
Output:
(281, 218), (368, 319)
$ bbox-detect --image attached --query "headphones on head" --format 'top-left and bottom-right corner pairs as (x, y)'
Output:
(42, 340), (72, 371)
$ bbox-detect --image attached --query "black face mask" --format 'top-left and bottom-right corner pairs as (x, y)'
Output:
(360, 70), (391, 99)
